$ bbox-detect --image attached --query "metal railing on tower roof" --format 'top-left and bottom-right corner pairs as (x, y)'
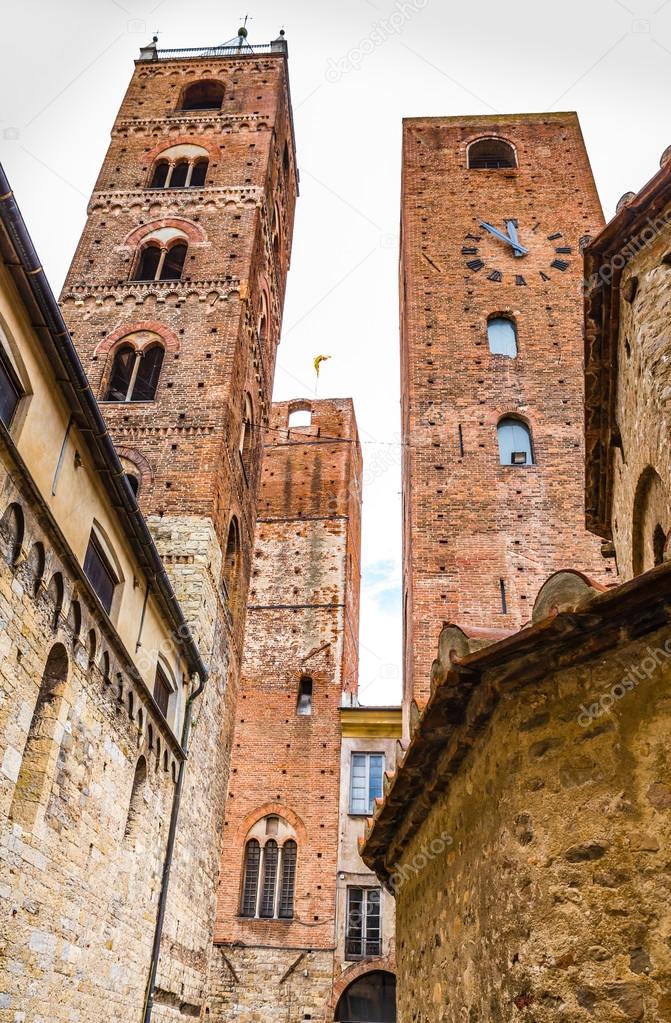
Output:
(139, 32), (288, 62)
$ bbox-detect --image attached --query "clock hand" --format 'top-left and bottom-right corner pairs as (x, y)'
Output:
(505, 219), (526, 259)
(478, 220), (528, 256)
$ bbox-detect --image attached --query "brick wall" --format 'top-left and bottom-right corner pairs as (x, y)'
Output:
(210, 398), (362, 1022)
(400, 113), (615, 721)
(59, 48), (298, 1017)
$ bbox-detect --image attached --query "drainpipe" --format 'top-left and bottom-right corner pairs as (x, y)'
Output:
(141, 671), (206, 1023)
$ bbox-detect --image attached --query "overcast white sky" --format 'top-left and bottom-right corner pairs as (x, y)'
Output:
(1, 0), (669, 704)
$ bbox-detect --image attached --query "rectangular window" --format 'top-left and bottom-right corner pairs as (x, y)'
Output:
(349, 752), (384, 815)
(0, 346), (22, 428)
(83, 534), (117, 614)
(346, 887), (382, 959)
(153, 665), (172, 719)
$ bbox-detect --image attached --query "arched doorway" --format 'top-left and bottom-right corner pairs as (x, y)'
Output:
(334, 970), (396, 1023)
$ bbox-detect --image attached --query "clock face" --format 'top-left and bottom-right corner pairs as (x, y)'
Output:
(461, 218), (574, 286)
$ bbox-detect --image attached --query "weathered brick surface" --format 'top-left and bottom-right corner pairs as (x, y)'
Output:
(400, 114), (614, 719)
(210, 399), (362, 1021)
(58, 46), (298, 1017)
(390, 623), (671, 1022)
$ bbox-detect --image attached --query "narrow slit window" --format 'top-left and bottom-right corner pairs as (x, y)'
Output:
(499, 578), (508, 614)
(240, 840), (261, 916)
(297, 676), (313, 715)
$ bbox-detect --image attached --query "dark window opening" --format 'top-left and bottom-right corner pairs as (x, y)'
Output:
(124, 756), (147, 842)
(468, 138), (517, 169)
(278, 840), (297, 918)
(297, 675), (313, 715)
(153, 663), (172, 718)
(125, 473), (140, 497)
(169, 161), (189, 188)
(335, 971), (396, 1023)
(150, 160), (170, 188)
(0, 346), (22, 428)
(83, 534), (117, 614)
(105, 344), (164, 402)
(191, 158), (208, 187)
(162, 242), (187, 280)
(180, 80), (224, 111)
(499, 578), (508, 614)
(0, 502), (24, 565)
(241, 840), (261, 917)
(259, 840), (279, 918)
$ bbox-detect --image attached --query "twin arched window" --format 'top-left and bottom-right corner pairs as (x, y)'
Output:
(497, 417), (534, 466)
(150, 157), (208, 190)
(133, 241), (187, 282)
(240, 816), (297, 919)
(468, 137), (517, 169)
(105, 342), (164, 402)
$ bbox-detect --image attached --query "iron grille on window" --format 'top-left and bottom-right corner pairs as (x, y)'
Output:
(346, 887), (382, 959)
(240, 839), (261, 916)
(259, 840), (279, 917)
(278, 840), (297, 918)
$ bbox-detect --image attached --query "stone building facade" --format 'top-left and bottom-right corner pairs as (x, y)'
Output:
(57, 34), (298, 1018)
(209, 399), (399, 1022)
(363, 144), (671, 1023)
(400, 114), (615, 722)
(585, 153), (671, 578)
(0, 166), (206, 1021)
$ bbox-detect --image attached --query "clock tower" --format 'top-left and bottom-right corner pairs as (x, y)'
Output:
(401, 113), (615, 722)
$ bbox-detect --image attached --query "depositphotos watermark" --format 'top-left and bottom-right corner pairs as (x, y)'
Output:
(577, 639), (671, 727)
(388, 829), (453, 894)
(582, 209), (671, 294)
(325, 0), (429, 82)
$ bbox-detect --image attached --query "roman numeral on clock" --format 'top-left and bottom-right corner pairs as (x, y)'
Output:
(465, 233), (482, 242)
(487, 270), (503, 282)
(539, 271), (551, 282)
(548, 232), (563, 240)
(515, 275), (527, 286)
(551, 259), (569, 272)
(467, 259), (485, 272)
(555, 246), (572, 254)
(461, 246), (478, 255)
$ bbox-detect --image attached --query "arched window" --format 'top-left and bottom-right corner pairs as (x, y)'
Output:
(105, 343), (164, 402)
(239, 816), (298, 919)
(0, 502), (24, 565)
(179, 80), (224, 111)
(497, 417), (533, 466)
(170, 161), (189, 188)
(190, 158), (208, 187)
(123, 756), (147, 843)
(297, 676), (313, 715)
(288, 405), (312, 429)
(223, 516), (242, 612)
(10, 643), (69, 826)
(66, 599), (82, 643)
(239, 393), (254, 476)
(487, 316), (518, 357)
(125, 473), (140, 497)
(133, 241), (187, 283)
(241, 839), (262, 916)
(149, 160), (170, 188)
(468, 138), (517, 169)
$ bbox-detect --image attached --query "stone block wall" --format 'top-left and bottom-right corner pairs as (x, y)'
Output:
(391, 625), (671, 1022)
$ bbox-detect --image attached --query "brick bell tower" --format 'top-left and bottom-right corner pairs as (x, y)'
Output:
(209, 399), (362, 1023)
(59, 31), (297, 1016)
(401, 113), (616, 725)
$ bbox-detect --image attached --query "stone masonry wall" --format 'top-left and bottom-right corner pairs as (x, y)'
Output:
(0, 458), (181, 1023)
(393, 626), (671, 1022)
(608, 199), (671, 578)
